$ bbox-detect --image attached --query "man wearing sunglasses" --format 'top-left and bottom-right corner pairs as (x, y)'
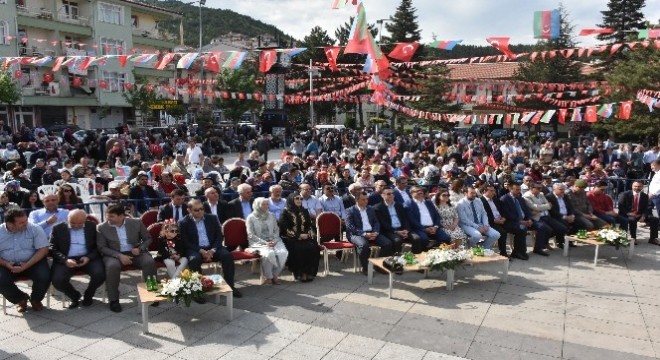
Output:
(179, 199), (241, 299)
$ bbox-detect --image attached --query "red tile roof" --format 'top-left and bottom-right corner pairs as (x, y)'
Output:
(447, 63), (520, 80)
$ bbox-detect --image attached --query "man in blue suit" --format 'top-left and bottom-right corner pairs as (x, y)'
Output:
(406, 186), (451, 249)
(499, 183), (533, 260)
(456, 186), (500, 249)
(179, 199), (241, 298)
(345, 192), (393, 274)
(393, 177), (412, 206)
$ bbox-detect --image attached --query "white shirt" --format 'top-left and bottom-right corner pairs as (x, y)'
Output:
(484, 196), (501, 220)
(357, 206), (372, 232)
(186, 145), (203, 164)
(208, 202), (218, 216)
(650, 170), (660, 196)
(415, 199), (433, 227)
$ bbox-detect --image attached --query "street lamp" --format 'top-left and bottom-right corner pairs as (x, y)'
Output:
(376, 18), (390, 44)
(185, 0), (205, 109)
(308, 59), (320, 127)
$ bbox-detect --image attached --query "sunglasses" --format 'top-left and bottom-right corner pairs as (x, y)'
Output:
(294, 197), (302, 200)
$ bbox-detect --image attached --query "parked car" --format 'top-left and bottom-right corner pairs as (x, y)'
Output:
(468, 124), (490, 136)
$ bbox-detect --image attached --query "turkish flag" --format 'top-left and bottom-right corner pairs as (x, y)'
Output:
(324, 46), (341, 72)
(486, 37), (516, 60)
(388, 42), (419, 62)
(558, 108), (568, 124)
(584, 105), (598, 122)
(487, 154), (498, 168)
(118, 55), (128, 68)
(99, 80), (108, 89)
(204, 52), (220, 72)
(474, 157), (485, 175)
(155, 53), (175, 70)
(259, 50), (276, 73)
(72, 77), (82, 87)
(618, 101), (633, 120)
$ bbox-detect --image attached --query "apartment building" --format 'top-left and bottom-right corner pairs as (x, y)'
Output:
(0, 0), (181, 130)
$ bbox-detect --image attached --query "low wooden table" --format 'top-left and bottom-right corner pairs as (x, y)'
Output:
(136, 282), (233, 334)
(563, 235), (634, 266)
(367, 254), (509, 298)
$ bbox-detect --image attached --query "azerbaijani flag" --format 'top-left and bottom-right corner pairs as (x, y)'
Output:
(344, 3), (390, 79)
(222, 51), (247, 69)
(30, 56), (52, 66)
(533, 10), (560, 39)
(429, 40), (462, 50)
(597, 103), (613, 118)
(331, 0), (357, 9)
(282, 48), (307, 57)
(176, 53), (199, 69)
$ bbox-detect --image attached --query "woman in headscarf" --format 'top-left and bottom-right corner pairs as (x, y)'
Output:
(246, 197), (289, 285)
(278, 192), (320, 282)
(4, 180), (27, 205)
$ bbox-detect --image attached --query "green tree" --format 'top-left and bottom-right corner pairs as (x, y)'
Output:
(404, 65), (461, 131)
(298, 26), (335, 64)
(592, 47), (660, 142)
(216, 61), (260, 122)
(384, 0), (421, 43)
(597, 0), (647, 43)
(0, 71), (21, 130)
(122, 74), (160, 125)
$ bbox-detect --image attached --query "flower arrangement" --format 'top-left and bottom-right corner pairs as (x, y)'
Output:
(596, 228), (630, 249)
(160, 269), (210, 307)
(419, 244), (472, 272)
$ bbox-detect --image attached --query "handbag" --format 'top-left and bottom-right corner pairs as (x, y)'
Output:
(382, 256), (404, 275)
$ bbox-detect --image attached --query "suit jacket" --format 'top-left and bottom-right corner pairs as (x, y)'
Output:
(618, 190), (651, 217)
(226, 197), (254, 219)
(50, 221), (99, 264)
(546, 193), (576, 221)
(342, 193), (356, 209)
(499, 193), (532, 225)
(345, 205), (380, 238)
(97, 218), (152, 258)
(393, 187), (411, 205)
(406, 199), (442, 231)
(374, 201), (411, 233)
(480, 195), (503, 225)
(456, 198), (489, 229)
(128, 185), (160, 212)
(178, 214), (223, 254)
(157, 202), (189, 222)
(367, 192), (384, 206)
(203, 200), (229, 224)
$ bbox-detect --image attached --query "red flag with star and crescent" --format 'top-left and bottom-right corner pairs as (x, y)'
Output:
(388, 42), (420, 62)
(204, 52), (221, 72)
(259, 50), (276, 73)
(486, 37), (516, 60)
(584, 105), (598, 122)
(324, 46), (341, 72)
(618, 101), (633, 120)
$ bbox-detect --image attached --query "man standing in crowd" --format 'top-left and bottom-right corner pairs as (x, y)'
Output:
(649, 160), (660, 212)
(619, 181), (659, 246)
(50, 209), (105, 309)
(0, 209), (50, 313)
(97, 204), (157, 313)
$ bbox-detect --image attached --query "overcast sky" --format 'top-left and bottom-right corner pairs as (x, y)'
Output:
(206, 0), (660, 47)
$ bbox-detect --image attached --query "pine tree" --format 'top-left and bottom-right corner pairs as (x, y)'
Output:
(597, 0), (647, 43)
(384, 0), (421, 43)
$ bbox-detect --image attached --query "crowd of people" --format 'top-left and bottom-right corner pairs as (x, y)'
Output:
(0, 121), (659, 313)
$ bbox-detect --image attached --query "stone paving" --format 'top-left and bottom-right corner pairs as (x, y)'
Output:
(1, 224), (659, 359)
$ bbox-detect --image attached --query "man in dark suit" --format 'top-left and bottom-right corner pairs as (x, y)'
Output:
(367, 181), (387, 206)
(50, 209), (105, 309)
(546, 183), (578, 248)
(480, 184), (510, 257)
(203, 187), (229, 225)
(179, 199), (241, 298)
(406, 186), (451, 249)
(374, 187), (421, 253)
(345, 192), (392, 274)
(157, 189), (188, 222)
(499, 183), (533, 260)
(226, 183), (254, 220)
(618, 181), (659, 245)
(128, 172), (160, 214)
(97, 204), (157, 312)
(393, 177), (412, 205)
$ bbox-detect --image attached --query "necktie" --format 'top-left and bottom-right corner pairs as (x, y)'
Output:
(633, 193), (639, 213)
(470, 200), (479, 224)
(175, 206), (180, 222)
(514, 197), (524, 219)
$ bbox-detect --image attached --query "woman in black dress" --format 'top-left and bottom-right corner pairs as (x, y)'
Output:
(278, 192), (320, 282)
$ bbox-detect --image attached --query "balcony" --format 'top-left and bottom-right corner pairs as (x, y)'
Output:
(16, 5), (54, 20)
(19, 45), (56, 57)
(56, 13), (90, 27)
(132, 27), (178, 49)
(16, 5), (92, 36)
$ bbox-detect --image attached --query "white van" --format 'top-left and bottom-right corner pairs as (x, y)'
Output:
(314, 124), (346, 131)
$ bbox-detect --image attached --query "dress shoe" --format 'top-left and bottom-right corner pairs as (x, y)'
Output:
(511, 252), (529, 260)
(232, 289), (243, 298)
(109, 301), (122, 313)
(16, 299), (28, 313)
(334, 250), (343, 260)
(81, 295), (93, 307)
(193, 296), (207, 304)
(30, 300), (44, 311)
(649, 239), (660, 246)
(68, 292), (81, 309)
(499, 252), (509, 258)
(533, 249), (549, 257)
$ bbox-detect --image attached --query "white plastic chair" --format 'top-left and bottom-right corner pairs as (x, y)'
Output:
(76, 177), (96, 196)
(185, 182), (202, 195)
(37, 185), (59, 199)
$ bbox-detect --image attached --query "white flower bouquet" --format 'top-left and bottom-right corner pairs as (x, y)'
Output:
(160, 269), (209, 307)
(419, 245), (472, 272)
(596, 228), (630, 249)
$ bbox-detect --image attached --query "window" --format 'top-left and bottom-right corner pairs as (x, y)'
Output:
(0, 21), (7, 45)
(100, 37), (124, 55)
(99, 2), (123, 25)
(131, 15), (138, 28)
(101, 71), (125, 92)
(64, 36), (83, 50)
(63, 1), (79, 18)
